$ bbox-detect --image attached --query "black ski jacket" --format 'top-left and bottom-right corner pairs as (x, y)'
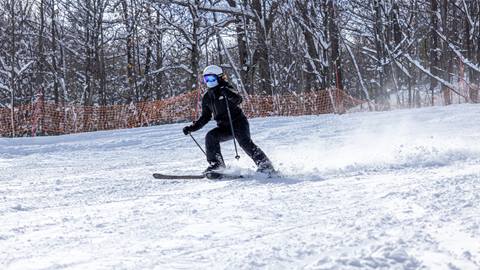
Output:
(190, 82), (244, 131)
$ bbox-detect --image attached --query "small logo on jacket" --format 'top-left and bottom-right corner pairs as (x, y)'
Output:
(219, 96), (224, 100)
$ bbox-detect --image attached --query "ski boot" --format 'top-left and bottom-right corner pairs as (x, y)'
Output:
(203, 161), (225, 174)
(256, 160), (277, 177)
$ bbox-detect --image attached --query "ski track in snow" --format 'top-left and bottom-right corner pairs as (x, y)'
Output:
(1, 104), (479, 269)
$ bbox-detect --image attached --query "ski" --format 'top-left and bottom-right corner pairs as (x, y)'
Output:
(152, 173), (204, 180)
(152, 172), (243, 180)
(205, 171), (244, 180)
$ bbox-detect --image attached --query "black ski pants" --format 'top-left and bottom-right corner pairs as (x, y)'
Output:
(205, 116), (271, 167)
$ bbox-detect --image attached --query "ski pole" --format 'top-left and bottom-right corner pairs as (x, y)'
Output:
(223, 94), (240, 160)
(189, 133), (207, 157)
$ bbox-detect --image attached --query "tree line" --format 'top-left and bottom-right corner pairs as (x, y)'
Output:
(0, 0), (479, 111)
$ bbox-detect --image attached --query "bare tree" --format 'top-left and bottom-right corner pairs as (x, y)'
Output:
(1, 0), (479, 127)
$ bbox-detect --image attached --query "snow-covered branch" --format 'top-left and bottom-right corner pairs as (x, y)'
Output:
(405, 54), (465, 98)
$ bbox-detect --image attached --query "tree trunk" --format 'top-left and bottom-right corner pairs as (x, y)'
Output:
(391, 2), (403, 105)
(441, 0), (452, 105)
(430, 0), (440, 106)
(10, 0), (16, 137)
(227, 0), (250, 93)
(328, 0), (343, 91)
(295, 0), (321, 92)
(473, 1), (480, 102)
(373, 0), (388, 109)
(144, 5), (154, 100)
(50, 0), (60, 105)
(155, 10), (164, 100)
(36, 0), (47, 135)
(325, 0), (345, 113)
(99, 13), (107, 106)
(322, 0), (329, 89)
(252, 0), (273, 95)
(121, 0), (135, 103)
(189, 2), (200, 92)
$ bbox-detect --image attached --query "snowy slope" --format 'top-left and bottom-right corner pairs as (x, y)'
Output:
(1, 104), (479, 270)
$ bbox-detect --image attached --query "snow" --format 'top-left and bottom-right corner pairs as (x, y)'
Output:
(1, 104), (480, 269)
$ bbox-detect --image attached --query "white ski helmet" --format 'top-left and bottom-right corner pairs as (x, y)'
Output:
(203, 65), (223, 77)
(203, 65), (223, 88)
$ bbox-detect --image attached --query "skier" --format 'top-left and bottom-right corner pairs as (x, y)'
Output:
(182, 65), (275, 175)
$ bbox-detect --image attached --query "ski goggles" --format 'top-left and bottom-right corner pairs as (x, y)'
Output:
(203, 75), (218, 83)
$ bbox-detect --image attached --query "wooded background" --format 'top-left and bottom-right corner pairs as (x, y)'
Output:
(0, 0), (479, 112)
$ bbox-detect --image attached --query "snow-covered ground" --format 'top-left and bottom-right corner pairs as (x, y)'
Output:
(1, 104), (479, 270)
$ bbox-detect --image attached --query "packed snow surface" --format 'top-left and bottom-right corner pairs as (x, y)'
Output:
(1, 104), (479, 269)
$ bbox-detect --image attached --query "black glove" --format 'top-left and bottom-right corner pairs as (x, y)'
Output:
(183, 125), (193, 135)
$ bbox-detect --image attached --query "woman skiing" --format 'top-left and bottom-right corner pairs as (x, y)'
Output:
(183, 65), (275, 175)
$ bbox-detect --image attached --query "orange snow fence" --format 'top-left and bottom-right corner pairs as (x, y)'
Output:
(0, 88), (365, 137)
